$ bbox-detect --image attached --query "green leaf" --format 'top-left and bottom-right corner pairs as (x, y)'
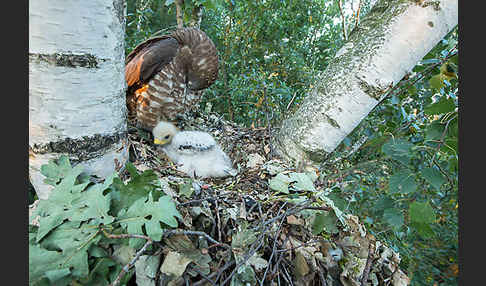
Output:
(389, 169), (417, 194)
(79, 258), (117, 285)
(29, 243), (66, 285)
(44, 268), (71, 283)
(268, 173), (291, 193)
(421, 167), (446, 190)
(232, 228), (257, 250)
(40, 221), (100, 278)
(32, 165), (88, 242)
(230, 265), (257, 286)
(120, 193), (182, 245)
(312, 211), (339, 235)
(409, 201), (436, 224)
(425, 121), (445, 141)
(40, 155), (73, 185)
(178, 179), (194, 198)
(382, 138), (414, 165)
(424, 97), (456, 115)
(383, 208), (404, 230)
(71, 174), (116, 225)
(428, 74), (445, 91)
(288, 172), (316, 191)
(111, 166), (160, 216)
(409, 201), (436, 236)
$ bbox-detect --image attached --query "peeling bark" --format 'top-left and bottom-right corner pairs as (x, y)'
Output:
(273, 0), (458, 165)
(29, 0), (128, 199)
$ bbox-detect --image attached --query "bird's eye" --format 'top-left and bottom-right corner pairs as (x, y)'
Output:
(164, 135), (170, 139)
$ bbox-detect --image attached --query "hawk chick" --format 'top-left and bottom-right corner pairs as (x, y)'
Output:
(152, 121), (236, 179)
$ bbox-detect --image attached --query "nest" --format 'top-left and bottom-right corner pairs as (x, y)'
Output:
(122, 110), (410, 286)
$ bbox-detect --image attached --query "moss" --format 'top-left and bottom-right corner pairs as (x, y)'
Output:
(30, 132), (127, 161)
(29, 52), (106, 68)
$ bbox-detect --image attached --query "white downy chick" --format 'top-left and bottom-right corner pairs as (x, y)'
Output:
(152, 121), (237, 178)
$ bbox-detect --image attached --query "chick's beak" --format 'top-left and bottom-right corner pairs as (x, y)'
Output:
(154, 138), (168, 145)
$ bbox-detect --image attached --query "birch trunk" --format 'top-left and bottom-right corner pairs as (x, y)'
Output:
(29, 0), (128, 199)
(273, 0), (458, 164)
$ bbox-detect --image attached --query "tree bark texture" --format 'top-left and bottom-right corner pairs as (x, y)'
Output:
(175, 0), (184, 28)
(29, 0), (128, 199)
(273, 0), (458, 165)
(189, 5), (203, 28)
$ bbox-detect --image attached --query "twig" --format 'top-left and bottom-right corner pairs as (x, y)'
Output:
(215, 199), (222, 242)
(275, 239), (324, 253)
(193, 259), (236, 286)
(360, 239), (376, 286)
(317, 261), (327, 286)
(162, 230), (230, 249)
(260, 203), (288, 285)
(175, 0), (184, 28)
(189, 266), (218, 286)
(338, 0), (348, 40)
(286, 92), (298, 111)
(430, 114), (456, 163)
(102, 228), (153, 286)
(377, 47), (458, 110)
(354, 0), (362, 29)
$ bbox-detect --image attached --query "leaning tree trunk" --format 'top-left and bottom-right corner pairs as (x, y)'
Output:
(273, 0), (458, 164)
(29, 0), (128, 200)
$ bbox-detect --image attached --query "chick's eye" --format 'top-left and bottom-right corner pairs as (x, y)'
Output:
(164, 135), (170, 139)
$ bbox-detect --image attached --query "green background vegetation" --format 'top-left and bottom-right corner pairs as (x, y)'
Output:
(30, 1), (458, 285)
(125, 1), (458, 284)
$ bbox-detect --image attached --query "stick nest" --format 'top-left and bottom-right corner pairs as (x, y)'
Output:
(118, 111), (410, 286)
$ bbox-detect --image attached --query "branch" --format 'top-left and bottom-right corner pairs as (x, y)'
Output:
(354, 0), (362, 29)
(162, 229), (231, 249)
(360, 239), (376, 285)
(338, 0), (348, 40)
(175, 0), (184, 28)
(102, 229), (153, 286)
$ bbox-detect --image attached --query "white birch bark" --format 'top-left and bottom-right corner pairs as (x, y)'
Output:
(273, 0), (458, 164)
(29, 0), (129, 199)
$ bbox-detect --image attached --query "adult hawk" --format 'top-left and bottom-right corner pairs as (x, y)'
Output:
(125, 27), (219, 131)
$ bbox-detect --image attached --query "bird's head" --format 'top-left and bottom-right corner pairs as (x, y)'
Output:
(152, 121), (178, 145)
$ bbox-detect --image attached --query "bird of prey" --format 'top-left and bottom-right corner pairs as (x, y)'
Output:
(125, 27), (219, 131)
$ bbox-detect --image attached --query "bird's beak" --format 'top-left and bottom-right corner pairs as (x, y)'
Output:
(154, 138), (168, 145)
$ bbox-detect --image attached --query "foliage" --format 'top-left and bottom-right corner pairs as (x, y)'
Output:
(323, 28), (458, 285)
(125, 0), (346, 127)
(119, 0), (459, 284)
(29, 156), (181, 285)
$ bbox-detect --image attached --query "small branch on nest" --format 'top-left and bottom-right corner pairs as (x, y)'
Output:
(360, 239), (376, 286)
(189, 266), (217, 286)
(193, 259), (236, 286)
(101, 229), (153, 286)
(215, 199), (222, 242)
(317, 260), (328, 286)
(260, 202), (288, 285)
(162, 229), (231, 249)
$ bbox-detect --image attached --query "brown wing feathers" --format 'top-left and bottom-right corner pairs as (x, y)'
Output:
(125, 36), (179, 89)
(125, 28), (219, 131)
